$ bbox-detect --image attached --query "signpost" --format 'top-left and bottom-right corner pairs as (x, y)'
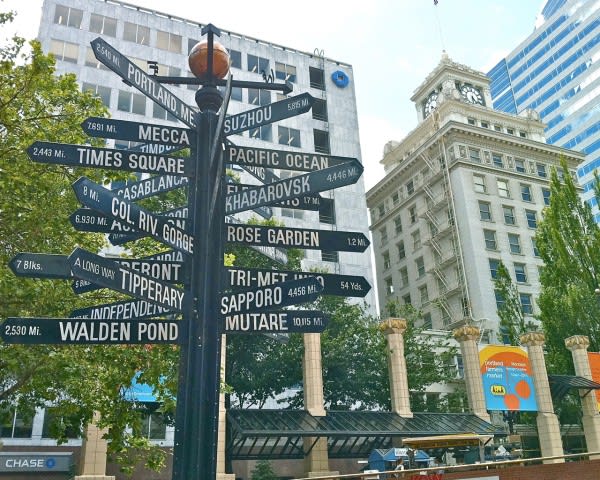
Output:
(1, 317), (179, 345)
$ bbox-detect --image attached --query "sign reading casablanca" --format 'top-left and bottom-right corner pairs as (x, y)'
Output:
(479, 345), (538, 412)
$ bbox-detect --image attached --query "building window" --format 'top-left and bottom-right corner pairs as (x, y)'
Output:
(423, 312), (432, 329)
(248, 54), (269, 74)
(412, 230), (421, 251)
(520, 184), (532, 202)
(392, 192), (400, 206)
(503, 205), (516, 225)
(230, 86), (243, 102)
(536, 163), (547, 178)
(531, 237), (539, 257)
(406, 180), (415, 195)
(383, 252), (391, 270)
(479, 201), (492, 221)
(281, 208), (304, 220)
(53, 4), (83, 28)
(473, 174), (486, 193)
(82, 82), (111, 107)
(313, 129), (330, 154)
(248, 88), (271, 106)
(514, 263), (528, 283)
(494, 125), (502, 132)
(483, 229), (497, 250)
(409, 205), (417, 224)
(397, 241), (406, 260)
(492, 154), (504, 168)
(377, 203), (385, 218)
(497, 179), (510, 198)
(321, 250), (338, 263)
(469, 148), (481, 162)
(542, 187), (551, 206)
(41, 407), (81, 439)
(508, 233), (522, 254)
(467, 118), (476, 125)
(309, 67), (325, 90)
(525, 209), (538, 228)
(118, 90), (146, 115)
(134, 410), (167, 440)
(89, 13), (116, 36)
(49, 39), (78, 63)
(507, 128), (514, 135)
(489, 258), (500, 279)
(123, 22), (149, 46)
(400, 267), (409, 287)
(249, 124), (272, 141)
(312, 98), (328, 122)
(520, 293), (533, 315)
(153, 103), (177, 122)
(385, 277), (394, 296)
(515, 158), (526, 173)
(0, 407), (33, 438)
(319, 198), (335, 224)
(519, 131), (527, 138)
(85, 47), (110, 70)
(495, 290), (505, 309)
(394, 216), (402, 234)
(403, 293), (411, 306)
(275, 62), (297, 83)
(227, 49), (241, 69)
(416, 257), (425, 278)
(419, 285), (429, 304)
(481, 121), (489, 128)
(379, 226), (388, 246)
(278, 126), (301, 147)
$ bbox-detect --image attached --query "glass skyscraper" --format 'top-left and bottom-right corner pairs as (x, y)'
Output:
(488, 0), (600, 218)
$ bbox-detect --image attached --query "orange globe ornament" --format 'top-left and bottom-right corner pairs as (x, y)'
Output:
(188, 40), (230, 79)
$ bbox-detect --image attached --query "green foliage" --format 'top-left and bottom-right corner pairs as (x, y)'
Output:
(494, 261), (531, 345)
(535, 158), (600, 373)
(250, 459), (278, 480)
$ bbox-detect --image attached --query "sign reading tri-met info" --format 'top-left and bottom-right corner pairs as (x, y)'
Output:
(479, 345), (537, 412)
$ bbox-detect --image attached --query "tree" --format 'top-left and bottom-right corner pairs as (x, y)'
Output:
(535, 158), (600, 373)
(250, 459), (277, 480)
(494, 261), (531, 345)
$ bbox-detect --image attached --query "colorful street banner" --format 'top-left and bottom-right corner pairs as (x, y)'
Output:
(587, 352), (600, 411)
(479, 345), (538, 412)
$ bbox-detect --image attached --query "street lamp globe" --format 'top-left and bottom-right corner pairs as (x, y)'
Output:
(188, 40), (230, 79)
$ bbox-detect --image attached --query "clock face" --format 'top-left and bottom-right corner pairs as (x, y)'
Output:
(460, 84), (483, 105)
(424, 92), (438, 115)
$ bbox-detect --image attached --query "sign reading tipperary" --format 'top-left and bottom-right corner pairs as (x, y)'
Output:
(0, 317), (179, 345)
(225, 142), (356, 172)
(27, 142), (193, 176)
(223, 310), (329, 334)
(225, 223), (370, 252)
(71, 298), (172, 320)
(91, 37), (195, 128)
(72, 177), (194, 255)
(220, 277), (322, 315)
(224, 267), (371, 298)
(225, 158), (363, 214)
(223, 92), (314, 136)
(112, 174), (189, 202)
(68, 248), (185, 313)
(82, 117), (192, 146)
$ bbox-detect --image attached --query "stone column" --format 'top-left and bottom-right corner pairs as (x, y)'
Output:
(520, 332), (564, 463)
(217, 335), (236, 480)
(302, 333), (338, 478)
(565, 335), (600, 459)
(75, 412), (115, 480)
(380, 318), (413, 417)
(452, 325), (489, 421)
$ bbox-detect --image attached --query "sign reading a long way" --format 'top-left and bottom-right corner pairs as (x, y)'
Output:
(1, 317), (179, 345)
(72, 177), (194, 255)
(82, 117), (192, 146)
(225, 158), (363, 215)
(27, 142), (193, 177)
(68, 248), (185, 313)
(91, 37), (195, 128)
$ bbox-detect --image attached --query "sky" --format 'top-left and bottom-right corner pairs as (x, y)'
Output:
(0, 0), (544, 190)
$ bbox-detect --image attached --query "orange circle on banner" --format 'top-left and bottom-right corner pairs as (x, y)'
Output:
(188, 40), (230, 79)
(504, 394), (520, 411)
(515, 379), (531, 399)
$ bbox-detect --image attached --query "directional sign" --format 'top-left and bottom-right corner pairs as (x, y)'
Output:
(71, 298), (172, 320)
(82, 117), (192, 146)
(91, 37), (195, 128)
(223, 92), (314, 136)
(223, 310), (329, 334)
(225, 158), (363, 215)
(225, 223), (369, 253)
(225, 182), (272, 219)
(68, 248), (185, 313)
(220, 277), (322, 316)
(8, 253), (71, 279)
(225, 216), (288, 265)
(225, 182), (320, 211)
(27, 142), (193, 176)
(107, 206), (188, 246)
(226, 142), (356, 172)
(0, 317), (179, 345)
(73, 177), (194, 255)
(224, 267), (371, 298)
(112, 174), (189, 202)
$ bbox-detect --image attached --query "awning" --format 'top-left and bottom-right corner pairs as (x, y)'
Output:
(227, 410), (505, 460)
(548, 374), (600, 402)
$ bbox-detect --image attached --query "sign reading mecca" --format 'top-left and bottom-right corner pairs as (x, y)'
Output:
(479, 345), (538, 411)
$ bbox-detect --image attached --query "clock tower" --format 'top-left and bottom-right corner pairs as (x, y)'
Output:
(411, 51), (493, 123)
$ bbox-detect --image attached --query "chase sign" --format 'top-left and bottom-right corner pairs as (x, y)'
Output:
(0, 452), (72, 473)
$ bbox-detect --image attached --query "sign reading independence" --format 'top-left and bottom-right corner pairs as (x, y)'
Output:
(90, 37), (195, 128)
(71, 298), (172, 320)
